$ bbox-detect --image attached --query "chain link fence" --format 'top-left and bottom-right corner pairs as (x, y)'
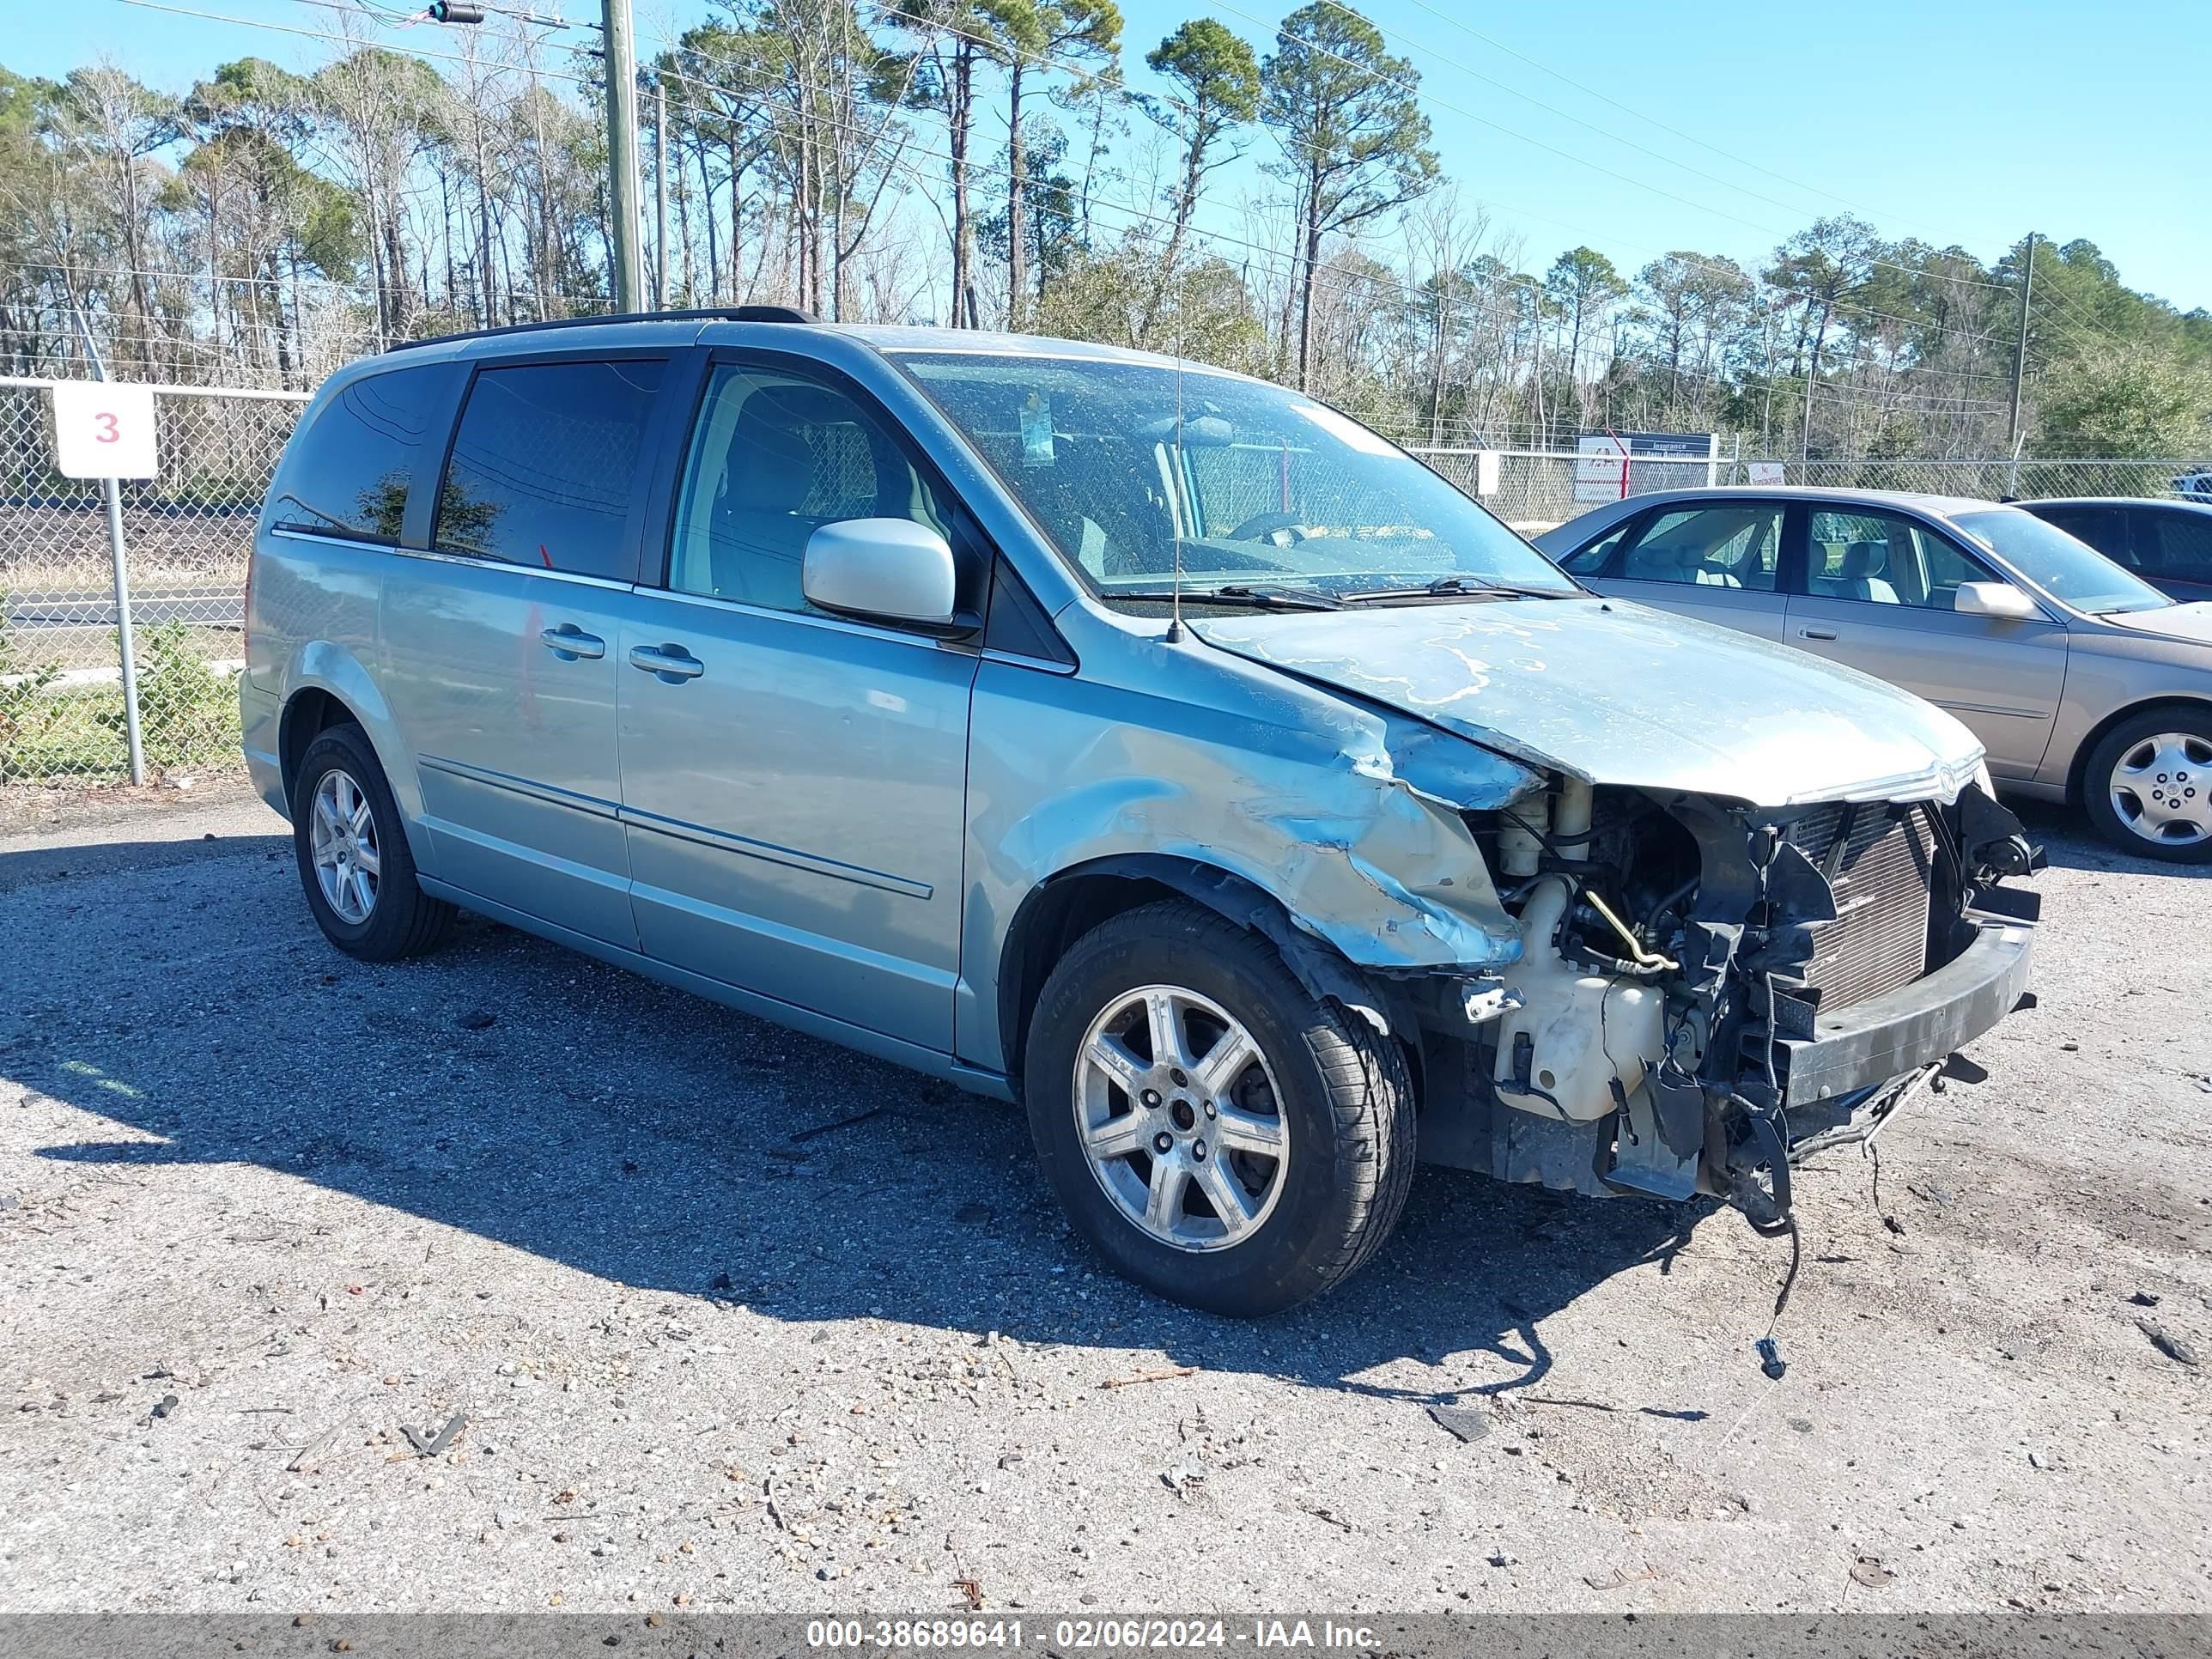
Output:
(4, 367), (2209, 792)
(1736, 456), (2212, 501)
(1, 377), (306, 789)
(1409, 448), (1726, 529)
(1407, 447), (2212, 531)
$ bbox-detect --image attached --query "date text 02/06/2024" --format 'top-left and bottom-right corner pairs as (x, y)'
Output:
(805, 1619), (1382, 1650)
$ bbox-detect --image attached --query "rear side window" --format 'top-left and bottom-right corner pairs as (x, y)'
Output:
(2146, 509), (2212, 580)
(1560, 516), (1640, 575)
(433, 359), (665, 580)
(273, 364), (449, 544)
(1621, 503), (1781, 591)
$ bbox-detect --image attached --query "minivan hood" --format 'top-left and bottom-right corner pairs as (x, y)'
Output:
(1192, 596), (1984, 806)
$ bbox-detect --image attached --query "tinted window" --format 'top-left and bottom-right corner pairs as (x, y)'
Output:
(665, 362), (950, 614)
(2146, 508), (2212, 580)
(274, 365), (448, 544)
(1807, 507), (1988, 610)
(1620, 503), (1780, 591)
(433, 359), (664, 580)
(2038, 506), (2131, 565)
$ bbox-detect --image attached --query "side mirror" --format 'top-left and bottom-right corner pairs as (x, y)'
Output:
(803, 518), (958, 629)
(1954, 580), (2039, 621)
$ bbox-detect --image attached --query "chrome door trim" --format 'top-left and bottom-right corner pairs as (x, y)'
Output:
(631, 580), (981, 653)
(617, 803), (933, 900)
(417, 753), (623, 820)
(980, 646), (1079, 676)
(388, 544), (641, 592)
(269, 527), (646, 599)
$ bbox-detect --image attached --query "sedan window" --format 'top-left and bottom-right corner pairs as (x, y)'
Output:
(1807, 507), (1984, 610)
(1559, 517), (1638, 575)
(1953, 507), (2169, 614)
(1619, 504), (1779, 590)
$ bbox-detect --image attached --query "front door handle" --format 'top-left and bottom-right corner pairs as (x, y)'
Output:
(629, 642), (705, 681)
(540, 625), (606, 660)
(1796, 626), (1839, 641)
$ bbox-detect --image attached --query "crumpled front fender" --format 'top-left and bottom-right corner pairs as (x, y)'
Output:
(957, 637), (1540, 1073)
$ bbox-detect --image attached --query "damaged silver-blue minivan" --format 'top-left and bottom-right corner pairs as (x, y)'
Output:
(242, 313), (2040, 1316)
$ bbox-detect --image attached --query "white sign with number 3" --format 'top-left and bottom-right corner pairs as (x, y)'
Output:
(52, 382), (159, 479)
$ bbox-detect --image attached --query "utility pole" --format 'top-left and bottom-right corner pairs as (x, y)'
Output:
(601, 0), (646, 313)
(2008, 231), (2038, 453)
(1801, 323), (1820, 465)
(653, 75), (669, 312)
(428, 0), (645, 313)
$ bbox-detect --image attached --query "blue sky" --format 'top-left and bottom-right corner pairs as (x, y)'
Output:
(18, 0), (2210, 313)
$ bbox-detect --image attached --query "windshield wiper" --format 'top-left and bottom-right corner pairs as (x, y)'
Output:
(1112, 583), (1345, 611)
(1340, 574), (1575, 604)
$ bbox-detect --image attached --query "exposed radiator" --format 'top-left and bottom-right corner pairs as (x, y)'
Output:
(1784, 805), (1935, 1010)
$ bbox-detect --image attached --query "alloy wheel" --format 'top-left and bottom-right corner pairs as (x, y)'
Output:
(310, 767), (381, 924)
(1071, 984), (1289, 1252)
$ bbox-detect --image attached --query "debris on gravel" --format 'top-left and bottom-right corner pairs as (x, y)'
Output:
(3, 791), (2208, 1613)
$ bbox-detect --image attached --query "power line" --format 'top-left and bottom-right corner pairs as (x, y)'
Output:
(89, 0), (2028, 433)
(631, 59), (2013, 422)
(107, 0), (597, 82)
(1387, 0), (1958, 244)
(1204, 0), (2016, 303)
(825, 9), (2021, 356)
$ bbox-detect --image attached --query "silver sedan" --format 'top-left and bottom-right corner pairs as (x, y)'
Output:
(1534, 486), (2212, 860)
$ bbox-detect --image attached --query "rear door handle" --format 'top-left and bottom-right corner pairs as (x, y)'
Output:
(1796, 626), (1838, 641)
(540, 625), (605, 659)
(629, 642), (705, 681)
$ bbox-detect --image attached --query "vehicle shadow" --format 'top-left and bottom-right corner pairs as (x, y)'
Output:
(2008, 798), (2209, 878)
(6, 834), (1712, 1413)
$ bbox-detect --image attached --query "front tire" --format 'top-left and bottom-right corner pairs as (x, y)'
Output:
(290, 723), (455, 959)
(1023, 900), (1416, 1316)
(2081, 709), (2212, 863)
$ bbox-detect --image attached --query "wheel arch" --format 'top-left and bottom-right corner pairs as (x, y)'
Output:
(276, 665), (435, 872)
(2065, 695), (2212, 804)
(278, 686), (363, 804)
(995, 854), (1410, 1097)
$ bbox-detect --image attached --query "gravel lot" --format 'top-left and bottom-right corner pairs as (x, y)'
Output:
(1, 779), (2206, 1617)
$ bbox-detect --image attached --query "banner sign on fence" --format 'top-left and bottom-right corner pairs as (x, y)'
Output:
(1747, 460), (1787, 486)
(1574, 430), (1717, 502)
(51, 381), (159, 479)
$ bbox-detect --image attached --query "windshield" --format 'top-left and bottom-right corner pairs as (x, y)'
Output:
(891, 351), (1577, 601)
(1953, 507), (2170, 615)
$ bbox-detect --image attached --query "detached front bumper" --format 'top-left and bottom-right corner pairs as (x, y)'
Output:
(1776, 912), (2035, 1107)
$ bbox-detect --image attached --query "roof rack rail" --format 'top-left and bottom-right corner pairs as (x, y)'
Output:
(382, 304), (821, 354)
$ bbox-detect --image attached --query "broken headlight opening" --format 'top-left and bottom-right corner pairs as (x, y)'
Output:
(1419, 776), (2039, 1242)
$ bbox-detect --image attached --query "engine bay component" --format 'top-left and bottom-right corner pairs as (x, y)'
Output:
(1491, 877), (1665, 1123)
(1416, 775), (2039, 1234)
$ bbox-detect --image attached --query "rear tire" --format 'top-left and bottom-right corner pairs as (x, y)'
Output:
(1023, 900), (1415, 1316)
(2081, 708), (2212, 863)
(290, 723), (455, 960)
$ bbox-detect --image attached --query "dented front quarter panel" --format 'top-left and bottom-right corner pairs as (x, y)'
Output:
(1192, 597), (1989, 806)
(955, 612), (1539, 1071)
